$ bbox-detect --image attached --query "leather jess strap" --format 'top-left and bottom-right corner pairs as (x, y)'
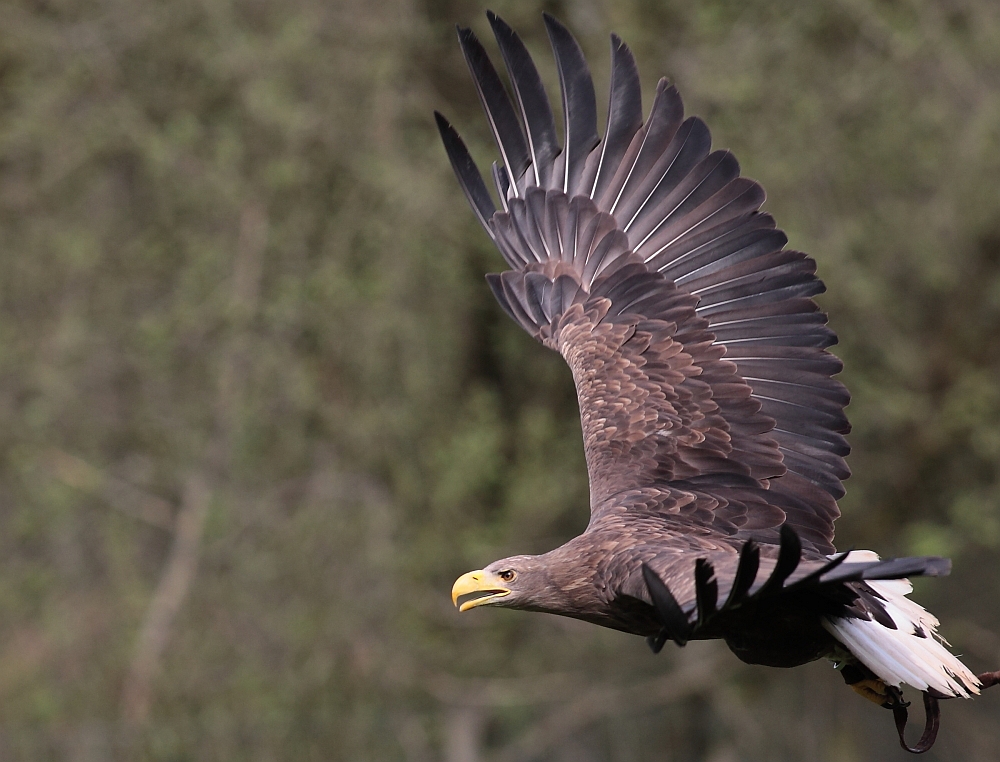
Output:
(892, 671), (1000, 754)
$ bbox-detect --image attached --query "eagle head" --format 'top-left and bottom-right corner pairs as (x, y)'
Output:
(451, 555), (552, 612)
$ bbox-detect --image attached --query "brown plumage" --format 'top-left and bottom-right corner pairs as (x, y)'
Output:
(440, 12), (996, 752)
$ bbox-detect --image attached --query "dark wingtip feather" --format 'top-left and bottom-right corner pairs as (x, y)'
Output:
(492, 161), (511, 211)
(642, 563), (691, 646)
(694, 558), (718, 626)
(723, 538), (760, 609)
(457, 25), (532, 191)
(487, 11), (559, 188)
(590, 32), (642, 201)
(755, 524), (802, 597)
(543, 12), (599, 195)
(646, 631), (669, 654)
(435, 111), (497, 237)
(776, 523), (803, 578)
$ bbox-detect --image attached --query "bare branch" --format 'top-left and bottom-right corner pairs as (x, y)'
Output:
(119, 201), (269, 730)
(445, 705), (486, 762)
(119, 472), (211, 727)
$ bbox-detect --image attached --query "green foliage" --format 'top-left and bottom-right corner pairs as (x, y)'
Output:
(0, 0), (998, 759)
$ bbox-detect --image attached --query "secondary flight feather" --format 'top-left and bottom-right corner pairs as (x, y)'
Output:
(437, 12), (997, 753)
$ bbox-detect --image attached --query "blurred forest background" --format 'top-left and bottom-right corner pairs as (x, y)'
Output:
(1, 0), (1000, 760)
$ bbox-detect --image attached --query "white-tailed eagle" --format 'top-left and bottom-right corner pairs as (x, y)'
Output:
(438, 12), (998, 752)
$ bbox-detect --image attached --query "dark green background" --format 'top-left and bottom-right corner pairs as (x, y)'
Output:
(1, 0), (999, 759)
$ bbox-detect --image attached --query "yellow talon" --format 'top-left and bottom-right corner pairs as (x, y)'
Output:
(851, 679), (899, 707)
(850, 678), (891, 706)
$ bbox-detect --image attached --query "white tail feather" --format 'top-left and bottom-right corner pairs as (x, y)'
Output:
(821, 550), (980, 698)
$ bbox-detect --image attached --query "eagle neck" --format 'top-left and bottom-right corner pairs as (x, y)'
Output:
(531, 536), (614, 618)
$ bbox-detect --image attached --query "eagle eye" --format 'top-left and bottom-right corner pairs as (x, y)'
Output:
(498, 569), (516, 582)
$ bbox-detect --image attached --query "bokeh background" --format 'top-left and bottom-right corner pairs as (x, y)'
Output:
(2, 0), (1000, 759)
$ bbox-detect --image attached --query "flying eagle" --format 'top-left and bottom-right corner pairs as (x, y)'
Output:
(437, 12), (997, 752)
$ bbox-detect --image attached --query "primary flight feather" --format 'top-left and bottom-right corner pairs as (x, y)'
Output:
(437, 12), (996, 752)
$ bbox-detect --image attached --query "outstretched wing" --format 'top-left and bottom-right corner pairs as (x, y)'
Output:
(436, 13), (850, 554)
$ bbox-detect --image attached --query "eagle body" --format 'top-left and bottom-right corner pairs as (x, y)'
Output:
(515, 533), (843, 664)
(474, 514), (857, 669)
(437, 11), (992, 751)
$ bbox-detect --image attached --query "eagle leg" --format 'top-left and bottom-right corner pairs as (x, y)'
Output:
(858, 682), (910, 711)
(840, 663), (909, 708)
(850, 679), (894, 707)
(840, 663), (945, 754)
(840, 662), (998, 753)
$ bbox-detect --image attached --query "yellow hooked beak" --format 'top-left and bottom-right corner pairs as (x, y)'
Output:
(451, 570), (512, 612)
